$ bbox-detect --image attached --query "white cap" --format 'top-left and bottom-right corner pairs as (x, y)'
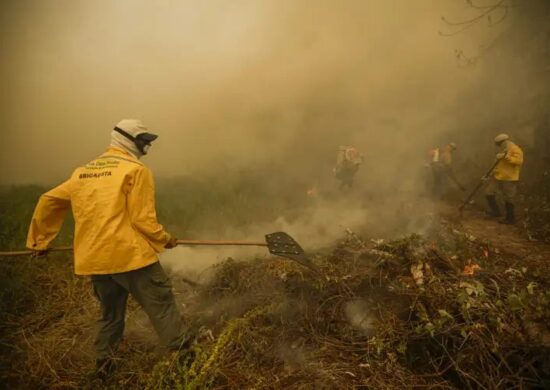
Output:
(114, 119), (151, 137)
(494, 133), (510, 144)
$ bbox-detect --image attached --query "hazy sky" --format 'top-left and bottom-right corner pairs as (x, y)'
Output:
(0, 0), (509, 185)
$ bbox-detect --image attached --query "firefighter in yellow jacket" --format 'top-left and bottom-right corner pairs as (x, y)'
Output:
(428, 142), (465, 198)
(334, 146), (363, 190)
(485, 133), (524, 224)
(26, 119), (189, 379)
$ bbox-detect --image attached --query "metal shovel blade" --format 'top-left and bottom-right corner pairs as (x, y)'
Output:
(265, 232), (319, 273)
(265, 232), (304, 257)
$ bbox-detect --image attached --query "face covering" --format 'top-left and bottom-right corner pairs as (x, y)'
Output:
(112, 126), (158, 157)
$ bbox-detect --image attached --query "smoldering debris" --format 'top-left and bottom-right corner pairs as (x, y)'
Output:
(146, 220), (550, 389)
(343, 299), (376, 335)
(2, 201), (550, 388)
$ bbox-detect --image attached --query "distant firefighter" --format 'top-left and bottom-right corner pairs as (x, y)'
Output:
(334, 145), (363, 190)
(428, 142), (465, 198)
(485, 133), (524, 224)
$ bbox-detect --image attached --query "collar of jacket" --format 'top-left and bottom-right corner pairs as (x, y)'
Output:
(102, 146), (143, 164)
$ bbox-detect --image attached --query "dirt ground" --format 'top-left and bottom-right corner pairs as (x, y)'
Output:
(459, 210), (550, 261)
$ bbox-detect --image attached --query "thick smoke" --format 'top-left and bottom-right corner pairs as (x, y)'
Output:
(0, 0), (511, 186)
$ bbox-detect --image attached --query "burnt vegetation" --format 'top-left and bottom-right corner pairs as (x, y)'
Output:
(1, 180), (549, 389)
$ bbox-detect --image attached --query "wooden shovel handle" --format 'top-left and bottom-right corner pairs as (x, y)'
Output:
(0, 240), (268, 257)
(176, 239), (267, 247)
(0, 246), (73, 257)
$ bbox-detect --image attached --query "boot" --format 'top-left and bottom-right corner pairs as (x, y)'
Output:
(485, 195), (501, 218)
(499, 202), (516, 225)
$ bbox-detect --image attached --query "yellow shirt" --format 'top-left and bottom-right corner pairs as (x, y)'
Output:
(493, 141), (524, 181)
(26, 147), (171, 275)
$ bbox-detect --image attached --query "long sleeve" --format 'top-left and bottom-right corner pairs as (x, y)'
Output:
(127, 167), (171, 253)
(26, 180), (72, 250)
(505, 145), (523, 166)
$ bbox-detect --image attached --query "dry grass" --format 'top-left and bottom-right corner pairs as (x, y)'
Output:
(0, 253), (168, 388)
(2, 222), (550, 389)
(1, 181), (550, 389)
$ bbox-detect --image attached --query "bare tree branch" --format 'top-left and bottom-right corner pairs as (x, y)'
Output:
(442, 0), (507, 26)
(439, 0), (517, 66)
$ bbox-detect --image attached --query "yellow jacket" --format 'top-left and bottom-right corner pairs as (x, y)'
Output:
(429, 145), (453, 166)
(493, 141), (523, 181)
(440, 144), (453, 166)
(27, 147), (171, 275)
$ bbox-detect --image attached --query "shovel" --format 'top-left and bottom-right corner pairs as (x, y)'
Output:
(458, 157), (501, 215)
(177, 232), (319, 273)
(0, 232), (319, 273)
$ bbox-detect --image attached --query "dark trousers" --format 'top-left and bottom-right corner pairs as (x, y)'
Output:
(91, 262), (188, 359)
